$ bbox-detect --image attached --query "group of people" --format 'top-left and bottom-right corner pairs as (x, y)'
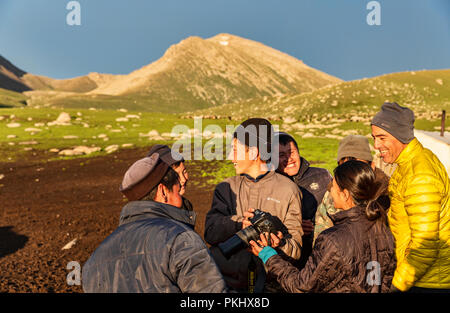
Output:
(82, 102), (450, 293)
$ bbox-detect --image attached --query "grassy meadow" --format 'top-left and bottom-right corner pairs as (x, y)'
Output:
(0, 105), (343, 185)
(1, 68), (449, 185)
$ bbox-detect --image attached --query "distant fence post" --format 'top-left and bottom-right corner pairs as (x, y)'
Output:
(441, 110), (446, 137)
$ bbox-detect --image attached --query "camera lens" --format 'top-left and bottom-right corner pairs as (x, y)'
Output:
(218, 226), (259, 259)
(218, 234), (247, 259)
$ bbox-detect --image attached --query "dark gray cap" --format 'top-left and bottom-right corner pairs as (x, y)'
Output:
(147, 144), (184, 166)
(371, 102), (415, 144)
(337, 135), (373, 162)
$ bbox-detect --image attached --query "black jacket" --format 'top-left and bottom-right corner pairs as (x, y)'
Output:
(82, 200), (227, 293)
(265, 205), (396, 293)
(288, 157), (332, 268)
(291, 157), (332, 221)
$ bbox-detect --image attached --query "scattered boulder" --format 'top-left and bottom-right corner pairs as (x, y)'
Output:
(283, 117), (297, 124)
(58, 149), (83, 156)
(48, 112), (72, 126)
(74, 146), (101, 155)
(61, 238), (77, 250)
(6, 123), (21, 128)
(56, 112), (71, 123)
(125, 114), (140, 119)
(24, 128), (42, 133)
(19, 141), (38, 145)
(105, 145), (119, 154)
(58, 146), (101, 156)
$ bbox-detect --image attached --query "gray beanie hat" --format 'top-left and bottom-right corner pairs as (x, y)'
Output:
(337, 135), (373, 162)
(371, 102), (415, 144)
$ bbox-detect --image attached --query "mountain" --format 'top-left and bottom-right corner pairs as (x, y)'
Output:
(0, 55), (31, 92)
(89, 33), (342, 107)
(0, 54), (119, 93)
(1, 33), (342, 112)
(192, 69), (450, 122)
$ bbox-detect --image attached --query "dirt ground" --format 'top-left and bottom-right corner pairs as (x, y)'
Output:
(0, 147), (218, 292)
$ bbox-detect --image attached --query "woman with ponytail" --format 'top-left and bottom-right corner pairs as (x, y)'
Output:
(250, 160), (396, 293)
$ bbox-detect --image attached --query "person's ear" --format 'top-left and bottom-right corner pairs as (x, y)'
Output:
(158, 184), (168, 203)
(342, 188), (351, 202)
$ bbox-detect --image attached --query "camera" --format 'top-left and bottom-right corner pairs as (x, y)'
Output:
(218, 209), (278, 259)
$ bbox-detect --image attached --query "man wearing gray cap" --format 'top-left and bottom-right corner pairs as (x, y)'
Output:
(82, 150), (227, 293)
(147, 144), (192, 210)
(371, 102), (450, 293)
(313, 134), (390, 244)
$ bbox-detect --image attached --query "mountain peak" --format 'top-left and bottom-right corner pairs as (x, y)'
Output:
(0, 54), (31, 92)
(1, 34), (342, 112)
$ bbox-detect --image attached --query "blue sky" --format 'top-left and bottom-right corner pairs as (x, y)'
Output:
(0, 0), (449, 81)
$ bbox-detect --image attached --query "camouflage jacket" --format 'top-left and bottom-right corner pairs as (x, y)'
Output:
(313, 167), (390, 246)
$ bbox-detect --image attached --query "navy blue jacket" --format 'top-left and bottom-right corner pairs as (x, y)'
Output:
(82, 200), (227, 293)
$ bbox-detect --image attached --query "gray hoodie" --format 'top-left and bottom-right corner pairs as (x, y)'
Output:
(204, 170), (303, 291)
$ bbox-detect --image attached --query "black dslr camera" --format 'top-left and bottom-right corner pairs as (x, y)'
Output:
(218, 209), (278, 259)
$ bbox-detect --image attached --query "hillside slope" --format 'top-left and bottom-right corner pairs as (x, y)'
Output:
(0, 55), (31, 92)
(21, 34), (341, 112)
(192, 69), (450, 122)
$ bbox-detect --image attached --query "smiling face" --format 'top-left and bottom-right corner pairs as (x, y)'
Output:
(230, 138), (255, 175)
(278, 141), (301, 177)
(371, 125), (407, 164)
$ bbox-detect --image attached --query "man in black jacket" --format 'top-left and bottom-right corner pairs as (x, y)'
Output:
(275, 132), (332, 269)
(82, 151), (227, 293)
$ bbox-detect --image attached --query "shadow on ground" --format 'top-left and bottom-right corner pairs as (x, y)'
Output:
(0, 226), (28, 258)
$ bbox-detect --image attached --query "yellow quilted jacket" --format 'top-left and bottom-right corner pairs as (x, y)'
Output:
(388, 138), (450, 291)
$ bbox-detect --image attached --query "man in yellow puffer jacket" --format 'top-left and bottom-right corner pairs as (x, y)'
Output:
(371, 102), (450, 292)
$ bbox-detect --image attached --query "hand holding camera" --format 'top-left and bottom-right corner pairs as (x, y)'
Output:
(242, 208), (256, 229)
(249, 231), (284, 257)
(218, 209), (283, 259)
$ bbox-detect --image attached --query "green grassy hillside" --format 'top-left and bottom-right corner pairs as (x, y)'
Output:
(20, 34), (341, 113)
(0, 88), (28, 108)
(194, 69), (450, 121)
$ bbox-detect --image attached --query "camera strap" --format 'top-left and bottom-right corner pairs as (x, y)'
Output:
(247, 257), (256, 293)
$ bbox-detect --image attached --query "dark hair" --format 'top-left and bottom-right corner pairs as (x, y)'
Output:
(338, 156), (372, 166)
(278, 133), (299, 151)
(333, 160), (388, 221)
(141, 167), (180, 201)
(233, 118), (273, 161)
